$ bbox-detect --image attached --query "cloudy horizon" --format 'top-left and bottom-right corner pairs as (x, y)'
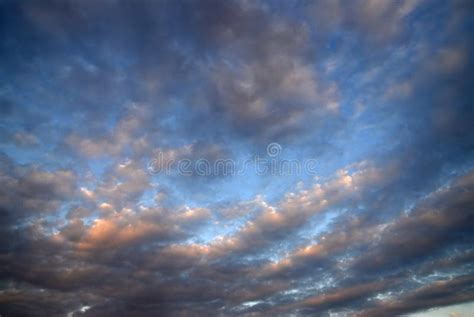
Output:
(0, 0), (473, 316)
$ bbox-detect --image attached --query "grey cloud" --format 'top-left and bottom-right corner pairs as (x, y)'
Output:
(0, 162), (473, 317)
(309, 0), (421, 43)
(1, 1), (473, 316)
(355, 275), (474, 317)
(0, 157), (76, 222)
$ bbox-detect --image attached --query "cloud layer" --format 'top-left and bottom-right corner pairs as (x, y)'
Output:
(0, 0), (473, 316)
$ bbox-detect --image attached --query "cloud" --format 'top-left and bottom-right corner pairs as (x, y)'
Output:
(210, 54), (339, 141)
(65, 103), (151, 158)
(198, 162), (393, 258)
(310, 0), (421, 43)
(0, 157), (76, 222)
(0, 0), (473, 316)
(12, 131), (39, 147)
(355, 275), (474, 317)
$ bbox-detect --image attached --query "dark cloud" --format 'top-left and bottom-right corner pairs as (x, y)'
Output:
(350, 171), (474, 274)
(0, 155), (76, 223)
(355, 275), (474, 317)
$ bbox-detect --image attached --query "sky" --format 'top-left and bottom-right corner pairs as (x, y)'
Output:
(0, 0), (473, 316)
(405, 302), (474, 317)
